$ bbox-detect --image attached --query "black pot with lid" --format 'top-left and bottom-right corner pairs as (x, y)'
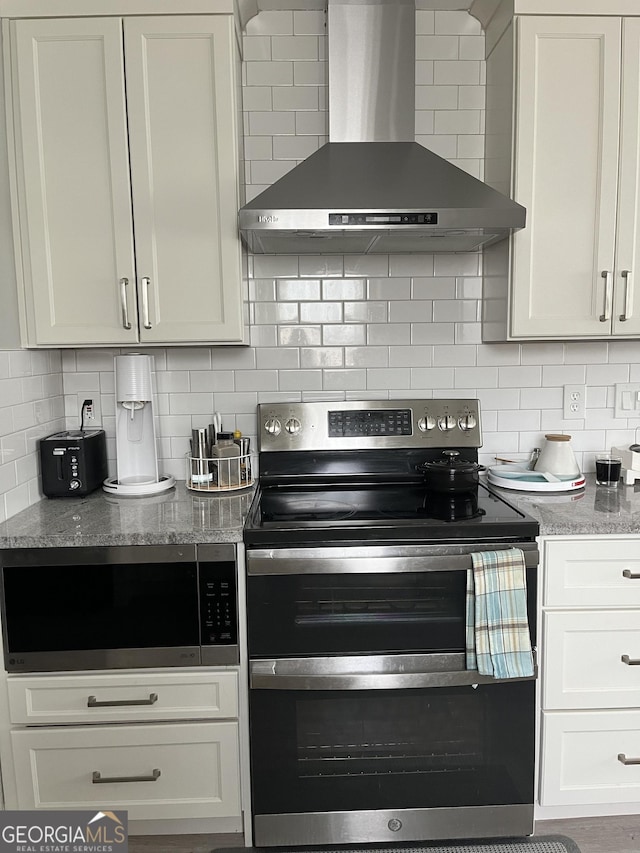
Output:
(417, 450), (485, 494)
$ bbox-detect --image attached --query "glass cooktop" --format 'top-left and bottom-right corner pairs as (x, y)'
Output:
(243, 482), (539, 546)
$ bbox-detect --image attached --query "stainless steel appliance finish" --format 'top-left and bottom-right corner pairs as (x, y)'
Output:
(244, 399), (539, 848)
(0, 544), (238, 672)
(259, 397), (481, 453)
(238, 0), (526, 255)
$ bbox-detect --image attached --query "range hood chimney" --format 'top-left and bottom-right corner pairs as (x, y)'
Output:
(238, 0), (525, 255)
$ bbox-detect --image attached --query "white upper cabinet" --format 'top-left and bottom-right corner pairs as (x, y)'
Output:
(8, 14), (244, 347)
(483, 13), (640, 340)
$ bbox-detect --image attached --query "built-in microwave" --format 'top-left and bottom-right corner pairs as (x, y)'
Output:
(0, 543), (238, 672)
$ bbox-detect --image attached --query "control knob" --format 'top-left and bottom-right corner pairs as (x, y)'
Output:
(458, 413), (477, 431)
(285, 417), (302, 435)
(417, 415), (436, 432)
(437, 415), (456, 431)
(264, 417), (282, 437)
(69, 480), (81, 490)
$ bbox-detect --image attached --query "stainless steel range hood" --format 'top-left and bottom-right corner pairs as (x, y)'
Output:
(238, 0), (525, 255)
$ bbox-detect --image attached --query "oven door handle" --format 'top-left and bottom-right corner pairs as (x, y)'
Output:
(247, 547), (539, 575)
(250, 654), (537, 690)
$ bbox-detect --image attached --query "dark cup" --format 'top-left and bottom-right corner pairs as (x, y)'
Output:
(595, 456), (621, 487)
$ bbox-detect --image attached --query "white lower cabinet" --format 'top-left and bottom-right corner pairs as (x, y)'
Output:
(539, 536), (640, 814)
(6, 669), (242, 826)
(11, 721), (240, 819)
(541, 710), (640, 806)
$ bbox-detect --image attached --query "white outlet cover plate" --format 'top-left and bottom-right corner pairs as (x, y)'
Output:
(614, 383), (640, 418)
(76, 393), (102, 427)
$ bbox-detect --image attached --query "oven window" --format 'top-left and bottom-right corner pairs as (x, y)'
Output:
(250, 682), (534, 814)
(247, 569), (536, 658)
(2, 562), (199, 653)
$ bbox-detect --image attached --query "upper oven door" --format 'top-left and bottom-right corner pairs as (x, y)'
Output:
(0, 545), (200, 672)
(246, 543), (538, 660)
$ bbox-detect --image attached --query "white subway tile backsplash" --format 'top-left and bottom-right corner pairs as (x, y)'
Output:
(272, 36), (318, 61)
(250, 159), (297, 185)
(434, 109), (481, 135)
(245, 134), (274, 158)
(242, 36), (272, 61)
(498, 366), (543, 388)
(323, 324), (366, 346)
(416, 61), (435, 85)
(293, 61), (327, 86)
(249, 110), (296, 136)
(586, 363), (631, 385)
(246, 61), (293, 86)
(389, 346), (432, 368)
(345, 347), (389, 368)
(293, 11), (326, 35)
(434, 61), (481, 86)
(454, 366), (498, 388)
(277, 279), (321, 301)
(301, 347), (344, 368)
(411, 323), (455, 345)
(410, 367), (455, 388)
(416, 86), (458, 110)
(435, 10), (482, 35)
(389, 255), (435, 277)
(367, 324), (411, 346)
(346, 302), (388, 323)
(368, 278), (411, 300)
(433, 345), (476, 366)
(323, 369), (367, 391)
(344, 256), (389, 278)
(416, 36), (459, 61)
(367, 368), (411, 390)
(300, 302), (343, 323)
(458, 36), (485, 60)
(253, 255), (300, 278)
(273, 85), (319, 111)
(294, 111), (328, 134)
(279, 326), (322, 347)
(299, 255), (344, 278)
(279, 369), (322, 391)
(272, 135), (321, 159)
(189, 371), (235, 392)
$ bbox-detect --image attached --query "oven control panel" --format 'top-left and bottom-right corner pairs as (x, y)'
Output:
(259, 399), (481, 451)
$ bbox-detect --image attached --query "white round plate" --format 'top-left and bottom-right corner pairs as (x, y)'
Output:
(487, 468), (585, 492)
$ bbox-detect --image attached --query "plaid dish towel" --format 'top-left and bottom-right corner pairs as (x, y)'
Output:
(465, 548), (534, 679)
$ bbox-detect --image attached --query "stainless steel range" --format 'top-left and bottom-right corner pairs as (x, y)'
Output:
(243, 399), (539, 848)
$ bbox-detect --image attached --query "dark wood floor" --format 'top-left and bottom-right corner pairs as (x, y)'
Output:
(128, 817), (640, 853)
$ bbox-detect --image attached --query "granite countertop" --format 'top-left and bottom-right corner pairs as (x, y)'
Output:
(0, 481), (256, 548)
(1, 474), (640, 549)
(488, 472), (640, 536)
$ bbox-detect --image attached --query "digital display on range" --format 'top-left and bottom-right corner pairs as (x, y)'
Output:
(328, 409), (412, 437)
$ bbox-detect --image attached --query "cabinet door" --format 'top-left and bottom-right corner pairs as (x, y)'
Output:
(613, 18), (640, 335)
(11, 18), (138, 346)
(511, 17), (621, 338)
(124, 16), (243, 344)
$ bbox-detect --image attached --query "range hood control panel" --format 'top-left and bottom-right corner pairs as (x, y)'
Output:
(329, 212), (438, 226)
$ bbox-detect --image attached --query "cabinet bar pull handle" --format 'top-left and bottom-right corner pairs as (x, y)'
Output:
(620, 270), (633, 321)
(623, 569), (640, 579)
(600, 270), (613, 321)
(87, 692), (158, 708)
(92, 768), (161, 784)
(119, 278), (132, 330)
(141, 276), (152, 329)
(621, 655), (640, 666)
(618, 754), (640, 766)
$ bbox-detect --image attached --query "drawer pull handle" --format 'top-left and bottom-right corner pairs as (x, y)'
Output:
(621, 655), (640, 666)
(623, 570), (640, 579)
(92, 768), (161, 784)
(618, 754), (640, 766)
(87, 693), (158, 708)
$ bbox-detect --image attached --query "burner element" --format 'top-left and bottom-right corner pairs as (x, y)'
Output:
(424, 489), (486, 522)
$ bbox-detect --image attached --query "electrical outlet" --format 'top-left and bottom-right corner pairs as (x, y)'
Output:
(77, 394), (102, 427)
(563, 384), (586, 419)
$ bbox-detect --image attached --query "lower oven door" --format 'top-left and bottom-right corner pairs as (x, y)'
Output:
(249, 659), (535, 847)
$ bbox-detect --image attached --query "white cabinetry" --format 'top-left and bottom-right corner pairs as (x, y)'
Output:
(482, 7), (640, 340)
(6, 12), (244, 347)
(539, 537), (640, 814)
(6, 669), (242, 828)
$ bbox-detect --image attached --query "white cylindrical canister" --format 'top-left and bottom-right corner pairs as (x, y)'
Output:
(115, 353), (153, 402)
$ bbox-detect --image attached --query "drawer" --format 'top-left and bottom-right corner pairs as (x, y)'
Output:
(543, 538), (640, 607)
(11, 720), (241, 820)
(7, 670), (238, 725)
(543, 610), (640, 709)
(540, 710), (640, 806)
